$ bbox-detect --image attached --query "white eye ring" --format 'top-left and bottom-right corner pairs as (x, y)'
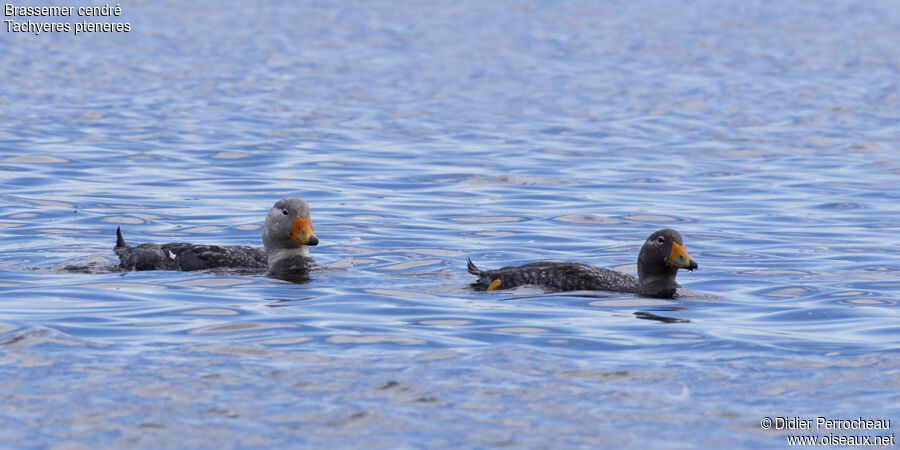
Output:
(281, 209), (289, 216)
(657, 236), (665, 244)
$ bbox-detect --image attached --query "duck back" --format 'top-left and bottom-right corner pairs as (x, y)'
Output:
(468, 259), (639, 293)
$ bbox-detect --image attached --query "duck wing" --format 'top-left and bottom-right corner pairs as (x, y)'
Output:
(468, 260), (639, 293)
(115, 227), (266, 272)
(115, 242), (180, 271)
(115, 227), (179, 271)
(162, 243), (267, 271)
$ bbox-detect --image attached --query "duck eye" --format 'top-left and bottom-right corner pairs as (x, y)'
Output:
(657, 236), (665, 244)
(281, 209), (289, 216)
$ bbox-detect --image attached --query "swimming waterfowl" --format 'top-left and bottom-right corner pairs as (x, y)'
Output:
(114, 197), (318, 274)
(467, 229), (697, 299)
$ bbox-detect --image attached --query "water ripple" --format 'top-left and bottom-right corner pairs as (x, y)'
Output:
(2, 0), (899, 447)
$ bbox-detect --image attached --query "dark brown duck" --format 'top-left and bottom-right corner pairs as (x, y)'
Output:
(114, 197), (318, 275)
(467, 229), (698, 299)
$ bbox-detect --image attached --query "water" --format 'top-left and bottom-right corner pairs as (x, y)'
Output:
(2, 0), (899, 447)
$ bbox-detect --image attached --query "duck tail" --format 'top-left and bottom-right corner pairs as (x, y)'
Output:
(115, 227), (129, 248)
(466, 257), (481, 275)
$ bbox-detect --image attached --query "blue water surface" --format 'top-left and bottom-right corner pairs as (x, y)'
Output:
(1, 0), (899, 447)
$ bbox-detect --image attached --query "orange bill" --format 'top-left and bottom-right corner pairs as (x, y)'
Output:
(665, 241), (697, 271)
(289, 215), (318, 246)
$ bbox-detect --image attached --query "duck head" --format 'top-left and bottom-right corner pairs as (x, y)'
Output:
(636, 229), (697, 297)
(262, 197), (319, 255)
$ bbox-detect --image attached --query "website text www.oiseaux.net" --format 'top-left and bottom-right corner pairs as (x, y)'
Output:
(760, 416), (894, 446)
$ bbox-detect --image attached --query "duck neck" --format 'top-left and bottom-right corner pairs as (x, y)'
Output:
(267, 246), (309, 269)
(637, 273), (680, 298)
(637, 254), (680, 298)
